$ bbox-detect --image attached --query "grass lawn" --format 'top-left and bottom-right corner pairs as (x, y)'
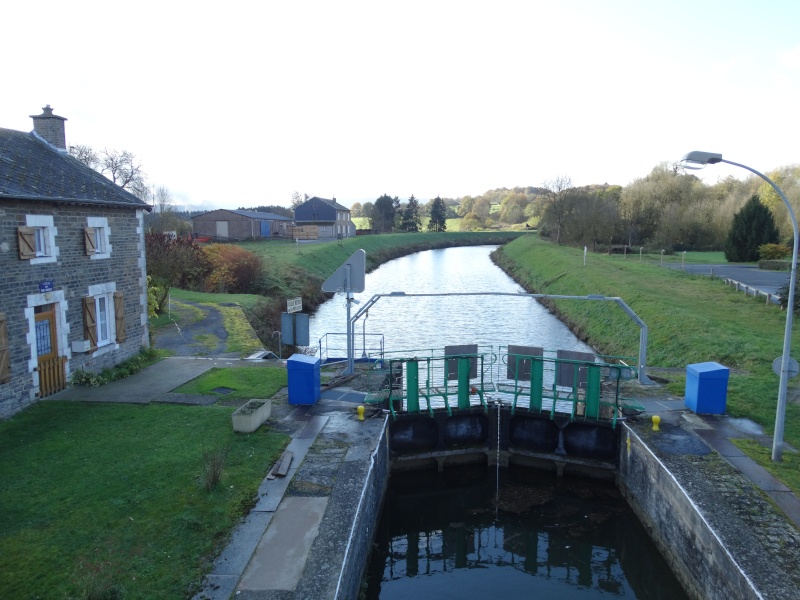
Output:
(175, 366), (287, 400)
(497, 237), (800, 488)
(0, 401), (289, 599)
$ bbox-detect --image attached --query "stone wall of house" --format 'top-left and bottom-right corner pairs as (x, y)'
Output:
(0, 200), (149, 418)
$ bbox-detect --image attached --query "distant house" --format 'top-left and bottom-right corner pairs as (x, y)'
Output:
(0, 106), (151, 418)
(294, 196), (355, 240)
(191, 209), (293, 241)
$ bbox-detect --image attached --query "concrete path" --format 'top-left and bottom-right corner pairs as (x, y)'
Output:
(48, 356), (246, 404)
(634, 394), (800, 530)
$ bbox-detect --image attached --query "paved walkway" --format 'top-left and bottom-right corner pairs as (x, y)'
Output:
(635, 394), (800, 530)
(49, 356), (248, 405)
(664, 263), (790, 296)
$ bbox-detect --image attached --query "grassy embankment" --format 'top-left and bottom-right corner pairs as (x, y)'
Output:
(237, 231), (524, 349)
(496, 236), (800, 490)
(0, 366), (289, 599)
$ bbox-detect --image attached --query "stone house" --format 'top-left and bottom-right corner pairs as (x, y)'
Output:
(294, 196), (355, 240)
(0, 106), (151, 418)
(191, 209), (293, 240)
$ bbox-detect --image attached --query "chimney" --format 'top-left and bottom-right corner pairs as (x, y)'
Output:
(30, 105), (67, 150)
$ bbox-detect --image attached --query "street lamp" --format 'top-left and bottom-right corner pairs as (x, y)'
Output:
(681, 151), (798, 461)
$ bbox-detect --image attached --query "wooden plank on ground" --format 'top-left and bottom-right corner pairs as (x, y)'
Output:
(275, 450), (293, 477)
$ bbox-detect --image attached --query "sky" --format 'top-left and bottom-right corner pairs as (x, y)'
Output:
(3, 0), (799, 211)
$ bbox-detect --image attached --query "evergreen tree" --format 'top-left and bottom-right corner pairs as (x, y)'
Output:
(398, 194), (422, 232)
(724, 195), (779, 262)
(372, 194), (396, 233)
(427, 196), (447, 232)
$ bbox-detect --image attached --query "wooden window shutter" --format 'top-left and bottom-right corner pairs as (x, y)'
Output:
(83, 297), (98, 350)
(18, 227), (36, 259)
(84, 227), (97, 255)
(114, 292), (126, 343)
(0, 313), (10, 383)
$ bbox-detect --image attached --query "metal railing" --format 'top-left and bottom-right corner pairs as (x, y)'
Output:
(364, 346), (643, 426)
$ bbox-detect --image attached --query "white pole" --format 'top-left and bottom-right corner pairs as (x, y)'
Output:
(720, 160), (797, 461)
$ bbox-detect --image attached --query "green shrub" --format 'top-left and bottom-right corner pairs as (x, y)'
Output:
(70, 347), (160, 387)
(758, 243), (791, 260)
(759, 259), (792, 271)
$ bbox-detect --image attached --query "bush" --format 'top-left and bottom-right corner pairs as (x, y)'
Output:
(759, 259), (792, 271)
(203, 244), (263, 294)
(777, 274), (800, 314)
(70, 348), (160, 387)
(759, 243), (791, 260)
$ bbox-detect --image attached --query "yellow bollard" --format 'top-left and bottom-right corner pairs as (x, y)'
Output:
(357, 405), (365, 421)
(652, 415), (661, 431)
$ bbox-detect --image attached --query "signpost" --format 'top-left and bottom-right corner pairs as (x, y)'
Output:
(287, 297), (302, 314)
(322, 249), (366, 374)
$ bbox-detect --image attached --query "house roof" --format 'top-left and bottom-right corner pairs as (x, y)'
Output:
(0, 127), (149, 209)
(191, 209), (293, 221)
(306, 196), (350, 211)
(229, 209), (292, 221)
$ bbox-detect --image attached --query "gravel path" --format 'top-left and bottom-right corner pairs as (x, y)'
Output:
(152, 299), (242, 357)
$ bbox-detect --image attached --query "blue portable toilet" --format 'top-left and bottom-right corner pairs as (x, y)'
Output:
(685, 362), (729, 414)
(287, 354), (321, 405)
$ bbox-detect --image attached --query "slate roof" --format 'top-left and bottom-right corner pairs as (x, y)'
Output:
(229, 209), (292, 221)
(0, 127), (149, 209)
(308, 196), (350, 211)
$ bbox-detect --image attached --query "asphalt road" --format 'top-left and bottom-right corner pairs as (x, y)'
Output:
(665, 263), (790, 296)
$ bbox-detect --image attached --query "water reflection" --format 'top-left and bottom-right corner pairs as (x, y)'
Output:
(364, 466), (689, 600)
(310, 246), (594, 355)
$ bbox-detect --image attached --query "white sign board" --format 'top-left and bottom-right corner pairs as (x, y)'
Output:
(287, 297), (302, 314)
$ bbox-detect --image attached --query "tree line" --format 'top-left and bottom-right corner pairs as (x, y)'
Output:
(72, 140), (799, 255)
(348, 162), (799, 254)
(349, 195), (454, 233)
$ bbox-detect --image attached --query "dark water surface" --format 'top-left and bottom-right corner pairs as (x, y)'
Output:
(364, 466), (690, 600)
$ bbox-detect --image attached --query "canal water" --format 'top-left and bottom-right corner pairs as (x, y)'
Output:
(309, 245), (595, 357)
(363, 465), (690, 600)
(310, 246), (689, 599)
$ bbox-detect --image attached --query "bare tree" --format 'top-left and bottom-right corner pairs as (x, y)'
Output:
(69, 144), (99, 170)
(541, 175), (573, 244)
(291, 191), (304, 209)
(69, 145), (148, 199)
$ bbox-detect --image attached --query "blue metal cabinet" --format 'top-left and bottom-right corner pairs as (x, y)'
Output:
(685, 362), (729, 414)
(287, 354), (321, 405)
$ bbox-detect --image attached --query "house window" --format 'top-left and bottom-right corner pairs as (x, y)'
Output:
(18, 215), (58, 264)
(85, 217), (111, 259)
(83, 283), (125, 352)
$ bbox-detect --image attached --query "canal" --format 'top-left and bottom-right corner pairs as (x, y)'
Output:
(310, 246), (689, 599)
(309, 245), (596, 356)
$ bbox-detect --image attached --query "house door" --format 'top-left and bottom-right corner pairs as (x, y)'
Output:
(216, 221), (229, 239)
(34, 304), (66, 397)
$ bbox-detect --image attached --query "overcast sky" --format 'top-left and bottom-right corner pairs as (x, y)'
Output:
(3, 0), (799, 210)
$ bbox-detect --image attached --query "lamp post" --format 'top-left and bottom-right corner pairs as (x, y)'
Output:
(681, 151), (797, 461)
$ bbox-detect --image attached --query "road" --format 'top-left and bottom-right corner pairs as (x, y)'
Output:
(665, 263), (790, 296)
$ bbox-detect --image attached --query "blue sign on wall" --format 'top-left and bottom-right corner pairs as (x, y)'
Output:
(39, 280), (54, 293)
